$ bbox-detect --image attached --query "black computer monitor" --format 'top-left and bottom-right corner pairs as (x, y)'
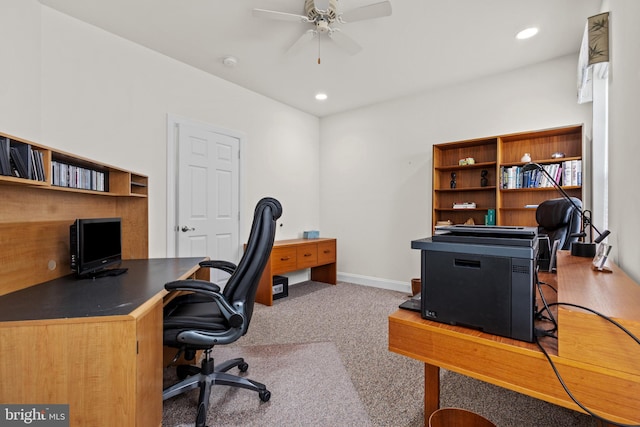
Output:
(70, 217), (122, 277)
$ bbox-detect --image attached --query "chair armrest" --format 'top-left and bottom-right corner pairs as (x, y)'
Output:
(165, 279), (221, 293)
(199, 260), (237, 274)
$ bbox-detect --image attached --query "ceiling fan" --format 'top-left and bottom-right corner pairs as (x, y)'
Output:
(252, 0), (392, 63)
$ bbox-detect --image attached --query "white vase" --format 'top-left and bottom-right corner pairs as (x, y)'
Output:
(521, 153), (531, 162)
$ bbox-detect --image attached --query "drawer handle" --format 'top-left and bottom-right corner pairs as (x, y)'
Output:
(280, 257), (290, 261)
(323, 250), (330, 254)
(304, 253), (312, 257)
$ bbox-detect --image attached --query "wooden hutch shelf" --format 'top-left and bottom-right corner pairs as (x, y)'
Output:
(0, 131), (148, 296)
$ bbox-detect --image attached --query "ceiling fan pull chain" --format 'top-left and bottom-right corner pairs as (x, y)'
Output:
(318, 33), (321, 64)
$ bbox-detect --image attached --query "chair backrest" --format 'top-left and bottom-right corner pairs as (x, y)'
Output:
(222, 197), (282, 329)
(535, 197), (582, 250)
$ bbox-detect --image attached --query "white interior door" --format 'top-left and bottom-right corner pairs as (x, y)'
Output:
(175, 122), (240, 281)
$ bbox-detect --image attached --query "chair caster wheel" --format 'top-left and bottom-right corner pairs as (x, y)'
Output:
(238, 362), (249, 372)
(259, 390), (271, 402)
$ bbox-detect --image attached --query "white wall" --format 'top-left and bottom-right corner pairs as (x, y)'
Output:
(0, 0), (42, 141)
(1, 1), (321, 260)
(608, 0), (640, 282)
(4, 0), (638, 287)
(320, 56), (593, 290)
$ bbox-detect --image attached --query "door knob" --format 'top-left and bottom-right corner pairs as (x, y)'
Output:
(181, 226), (196, 232)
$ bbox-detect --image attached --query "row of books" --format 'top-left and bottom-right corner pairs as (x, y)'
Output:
(500, 160), (582, 189)
(51, 161), (108, 192)
(0, 137), (47, 182)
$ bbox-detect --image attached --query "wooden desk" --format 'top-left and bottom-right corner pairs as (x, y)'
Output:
(0, 257), (208, 427)
(256, 238), (337, 305)
(389, 251), (640, 426)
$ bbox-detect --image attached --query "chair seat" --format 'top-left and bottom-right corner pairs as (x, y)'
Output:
(164, 299), (229, 346)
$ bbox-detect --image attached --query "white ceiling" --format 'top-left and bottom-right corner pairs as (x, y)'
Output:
(38, 0), (601, 117)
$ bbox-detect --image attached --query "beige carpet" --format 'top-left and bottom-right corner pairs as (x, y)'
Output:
(162, 341), (372, 426)
(162, 281), (597, 426)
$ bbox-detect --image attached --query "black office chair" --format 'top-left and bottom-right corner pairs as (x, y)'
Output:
(162, 197), (282, 427)
(536, 197), (582, 251)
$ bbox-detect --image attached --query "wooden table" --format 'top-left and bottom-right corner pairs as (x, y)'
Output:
(0, 257), (208, 427)
(255, 238), (337, 305)
(389, 251), (640, 426)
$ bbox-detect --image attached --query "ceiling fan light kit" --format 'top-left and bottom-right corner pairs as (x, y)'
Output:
(305, 0), (337, 22)
(252, 0), (392, 61)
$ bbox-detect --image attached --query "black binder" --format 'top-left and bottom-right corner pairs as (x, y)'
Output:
(0, 137), (11, 176)
(9, 142), (33, 179)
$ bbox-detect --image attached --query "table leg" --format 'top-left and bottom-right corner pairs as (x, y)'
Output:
(424, 363), (440, 427)
(310, 263), (337, 284)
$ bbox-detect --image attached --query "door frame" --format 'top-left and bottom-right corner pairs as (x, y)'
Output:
(166, 114), (246, 259)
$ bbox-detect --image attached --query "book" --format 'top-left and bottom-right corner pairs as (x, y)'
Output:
(570, 160), (578, 186)
(31, 149), (45, 181)
(9, 146), (29, 178)
(453, 202), (476, 209)
(0, 137), (11, 176)
(563, 160), (571, 186)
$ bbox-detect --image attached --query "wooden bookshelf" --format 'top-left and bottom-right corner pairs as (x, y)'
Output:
(432, 125), (583, 230)
(0, 131), (149, 296)
(433, 137), (498, 227)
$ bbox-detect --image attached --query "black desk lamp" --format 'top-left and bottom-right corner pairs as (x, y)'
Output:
(521, 162), (610, 257)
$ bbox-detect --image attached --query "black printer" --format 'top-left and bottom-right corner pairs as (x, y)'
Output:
(411, 225), (538, 342)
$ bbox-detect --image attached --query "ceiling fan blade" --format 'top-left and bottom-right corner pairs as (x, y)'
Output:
(339, 1), (392, 23)
(328, 28), (362, 55)
(287, 29), (318, 54)
(252, 8), (310, 23)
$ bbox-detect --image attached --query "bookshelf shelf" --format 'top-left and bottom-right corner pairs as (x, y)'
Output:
(0, 131), (147, 197)
(434, 161), (497, 171)
(435, 186), (496, 192)
(435, 208), (492, 212)
(499, 185), (581, 193)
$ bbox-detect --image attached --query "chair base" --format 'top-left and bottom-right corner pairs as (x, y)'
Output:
(163, 351), (271, 427)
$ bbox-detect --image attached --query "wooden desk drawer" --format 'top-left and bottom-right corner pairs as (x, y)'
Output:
(317, 240), (336, 265)
(271, 247), (297, 274)
(296, 244), (318, 269)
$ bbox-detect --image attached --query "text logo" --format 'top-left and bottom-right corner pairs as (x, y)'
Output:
(0, 405), (69, 426)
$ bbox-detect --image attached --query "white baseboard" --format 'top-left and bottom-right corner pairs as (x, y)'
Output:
(284, 271), (412, 294)
(337, 272), (411, 294)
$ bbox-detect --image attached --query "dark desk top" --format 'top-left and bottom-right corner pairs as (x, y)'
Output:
(0, 258), (204, 322)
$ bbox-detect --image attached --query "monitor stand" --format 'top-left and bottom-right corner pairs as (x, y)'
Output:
(81, 267), (129, 279)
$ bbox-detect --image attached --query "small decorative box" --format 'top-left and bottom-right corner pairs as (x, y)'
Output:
(303, 230), (319, 239)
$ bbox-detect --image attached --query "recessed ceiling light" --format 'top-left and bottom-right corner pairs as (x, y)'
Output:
(516, 27), (539, 40)
(315, 93), (328, 101)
